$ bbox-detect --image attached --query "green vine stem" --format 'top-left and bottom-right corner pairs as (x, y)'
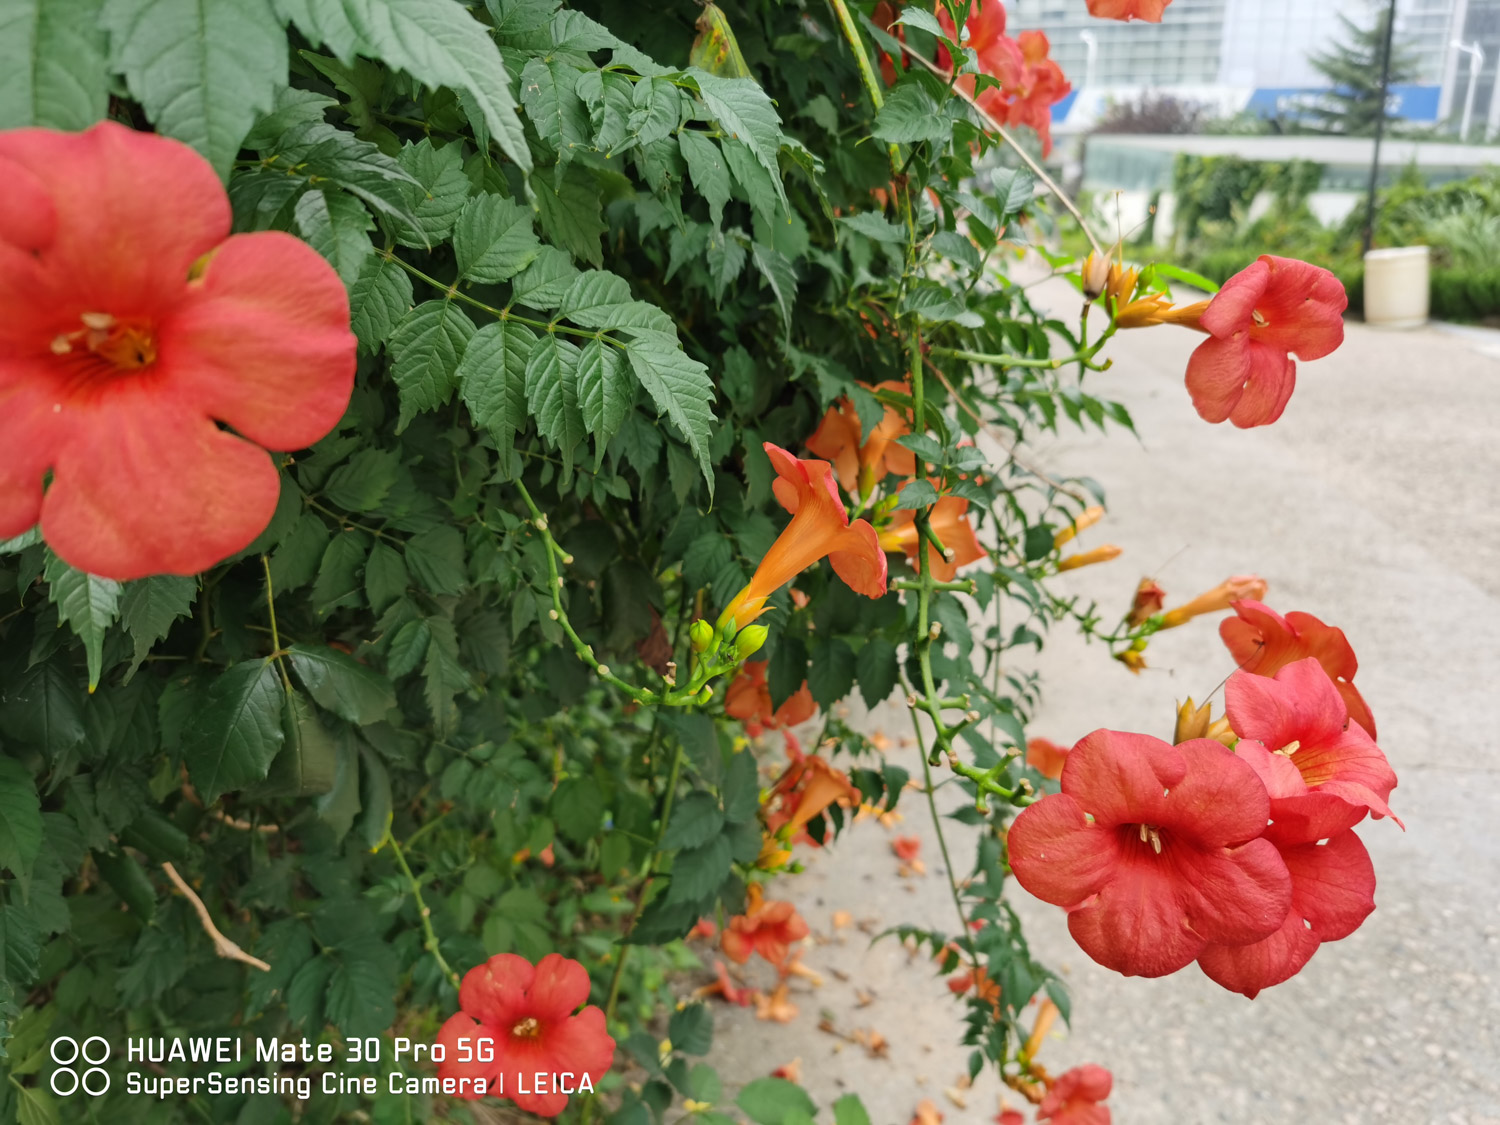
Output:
(386, 834), (461, 991)
(259, 556), (292, 691)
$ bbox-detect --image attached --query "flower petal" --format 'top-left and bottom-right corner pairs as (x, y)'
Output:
(1158, 739), (1271, 848)
(1059, 729), (1184, 828)
(1168, 835), (1292, 947)
(461, 953), (535, 1030)
(1252, 255), (1347, 360)
(826, 519), (888, 599)
(1065, 840), (1207, 976)
(1289, 828), (1376, 941)
(1196, 908), (1318, 999)
(1226, 658), (1348, 754)
(527, 952), (593, 1021)
(163, 231), (355, 451)
(540, 1006), (616, 1089)
(0, 121), (228, 315)
(1227, 342), (1296, 428)
(1008, 793), (1121, 909)
(434, 1012), (500, 1097)
(1184, 333), (1252, 424)
(39, 390), (280, 579)
(1199, 259), (1268, 339)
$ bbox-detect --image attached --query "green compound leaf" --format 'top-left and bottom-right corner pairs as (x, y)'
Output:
(389, 300), (476, 431)
(119, 575), (197, 682)
(43, 553), (121, 692)
(0, 758), (42, 885)
(453, 193), (541, 284)
(576, 338), (632, 446)
(0, 0), (109, 131)
(624, 334), (717, 495)
(287, 643), (396, 725)
(103, 0), (288, 176)
(181, 660), (285, 804)
(525, 333), (586, 471)
(273, 0), (531, 171)
(458, 320), (535, 461)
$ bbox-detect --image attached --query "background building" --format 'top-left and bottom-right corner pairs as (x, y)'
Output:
(1005, 0), (1500, 138)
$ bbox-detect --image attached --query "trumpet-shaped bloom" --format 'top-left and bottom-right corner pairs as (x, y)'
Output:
(1225, 657), (1399, 824)
(1220, 599), (1376, 738)
(1038, 1065), (1113, 1125)
(937, 1), (1071, 155)
(721, 444), (886, 630)
(435, 953), (615, 1117)
(1026, 737), (1070, 780)
(725, 661), (816, 735)
(1101, 263), (1208, 329)
(1053, 505), (1104, 547)
(1087, 0), (1172, 21)
(767, 748), (862, 845)
(1057, 544), (1122, 572)
(721, 885), (810, 969)
(1196, 742), (1376, 997)
(1184, 256), (1347, 428)
(879, 489), (985, 581)
(1127, 577), (1166, 626)
(0, 121), (355, 579)
(1008, 730), (1292, 977)
(1158, 574), (1267, 629)
(806, 380), (915, 496)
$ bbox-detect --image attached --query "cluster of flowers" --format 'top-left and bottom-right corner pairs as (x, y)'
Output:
(1011, 600), (1397, 998)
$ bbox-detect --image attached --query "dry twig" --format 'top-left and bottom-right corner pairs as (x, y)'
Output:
(161, 862), (271, 972)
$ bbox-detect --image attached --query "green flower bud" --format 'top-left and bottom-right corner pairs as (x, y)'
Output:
(733, 624), (769, 659)
(689, 618), (714, 653)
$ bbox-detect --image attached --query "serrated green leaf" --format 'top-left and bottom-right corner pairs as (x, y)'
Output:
(525, 334), (585, 469)
(750, 242), (796, 340)
(257, 120), (423, 228)
(458, 321), (535, 461)
(530, 164), (607, 267)
(872, 83), (950, 145)
(832, 1095), (872, 1125)
(385, 619), (430, 678)
(0, 758), (42, 885)
(520, 54), (591, 157)
(244, 85), (335, 147)
(721, 748), (759, 823)
(265, 687), (338, 796)
(661, 791), (724, 851)
(576, 338), (632, 446)
(389, 300), (475, 430)
(311, 530), (368, 616)
(268, 512), (330, 592)
(324, 936), (398, 1035)
(665, 833), (731, 903)
(624, 336), (716, 494)
(736, 1078), (816, 1125)
(181, 660), (285, 803)
(991, 167), (1035, 216)
(274, 0), (531, 171)
(363, 541), (408, 615)
(294, 188), (374, 286)
(705, 228), (747, 303)
(557, 270), (674, 333)
(678, 130), (732, 228)
(119, 575), (197, 682)
(807, 637), (855, 708)
(668, 1002), (714, 1055)
(103, 0), (287, 175)
(839, 211), (905, 244)
(0, 658), (85, 762)
(288, 643), (396, 725)
(43, 554), (120, 692)
(855, 637), (898, 707)
(511, 245), (581, 310)
(0, 903), (42, 987)
(323, 448), (400, 512)
(349, 254), (413, 353)
(392, 137), (471, 247)
(421, 616), (468, 736)
(453, 192), (541, 283)
(0, 0), (108, 131)
(688, 69), (786, 211)
(404, 526), (467, 596)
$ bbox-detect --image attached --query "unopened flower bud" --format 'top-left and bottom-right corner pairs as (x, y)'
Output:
(1159, 574), (1267, 629)
(1115, 649), (1147, 674)
(689, 618), (714, 653)
(1081, 251), (1112, 300)
(734, 624), (769, 659)
(1127, 577), (1167, 626)
(1057, 544), (1122, 572)
(1053, 505), (1105, 547)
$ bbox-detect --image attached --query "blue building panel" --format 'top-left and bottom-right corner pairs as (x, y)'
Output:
(1246, 84), (1442, 122)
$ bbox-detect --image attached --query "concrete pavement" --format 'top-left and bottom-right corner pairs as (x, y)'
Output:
(701, 292), (1500, 1124)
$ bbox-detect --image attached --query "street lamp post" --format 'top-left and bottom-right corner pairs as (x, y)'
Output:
(1451, 40), (1485, 141)
(1361, 0), (1399, 258)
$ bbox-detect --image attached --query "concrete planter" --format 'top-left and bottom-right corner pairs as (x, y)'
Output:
(1363, 246), (1430, 329)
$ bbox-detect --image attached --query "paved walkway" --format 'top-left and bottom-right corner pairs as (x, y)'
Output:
(703, 293), (1500, 1124)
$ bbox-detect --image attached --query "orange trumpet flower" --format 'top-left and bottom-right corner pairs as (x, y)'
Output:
(720, 444), (887, 631)
(1158, 574), (1267, 628)
(725, 661), (816, 736)
(806, 380), (916, 498)
(879, 490), (986, 582)
(1057, 544), (1122, 571)
(721, 884), (810, 970)
(767, 751), (862, 845)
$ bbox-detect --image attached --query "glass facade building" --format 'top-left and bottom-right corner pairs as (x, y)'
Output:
(1006, 0), (1230, 86)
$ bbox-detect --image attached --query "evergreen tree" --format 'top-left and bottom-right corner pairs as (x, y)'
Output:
(1306, 9), (1418, 135)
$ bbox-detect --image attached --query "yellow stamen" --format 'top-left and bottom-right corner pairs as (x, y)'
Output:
(511, 1017), (541, 1039)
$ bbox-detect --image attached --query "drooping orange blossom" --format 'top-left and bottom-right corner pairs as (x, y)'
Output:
(721, 883), (810, 970)
(1057, 544), (1122, 572)
(1158, 574), (1268, 628)
(725, 660), (816, 736)
(766, 745), (863, 846)
(806, 379), (916, 497)
(879, 486), (986, 582)
(719, 443), (887, 631)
